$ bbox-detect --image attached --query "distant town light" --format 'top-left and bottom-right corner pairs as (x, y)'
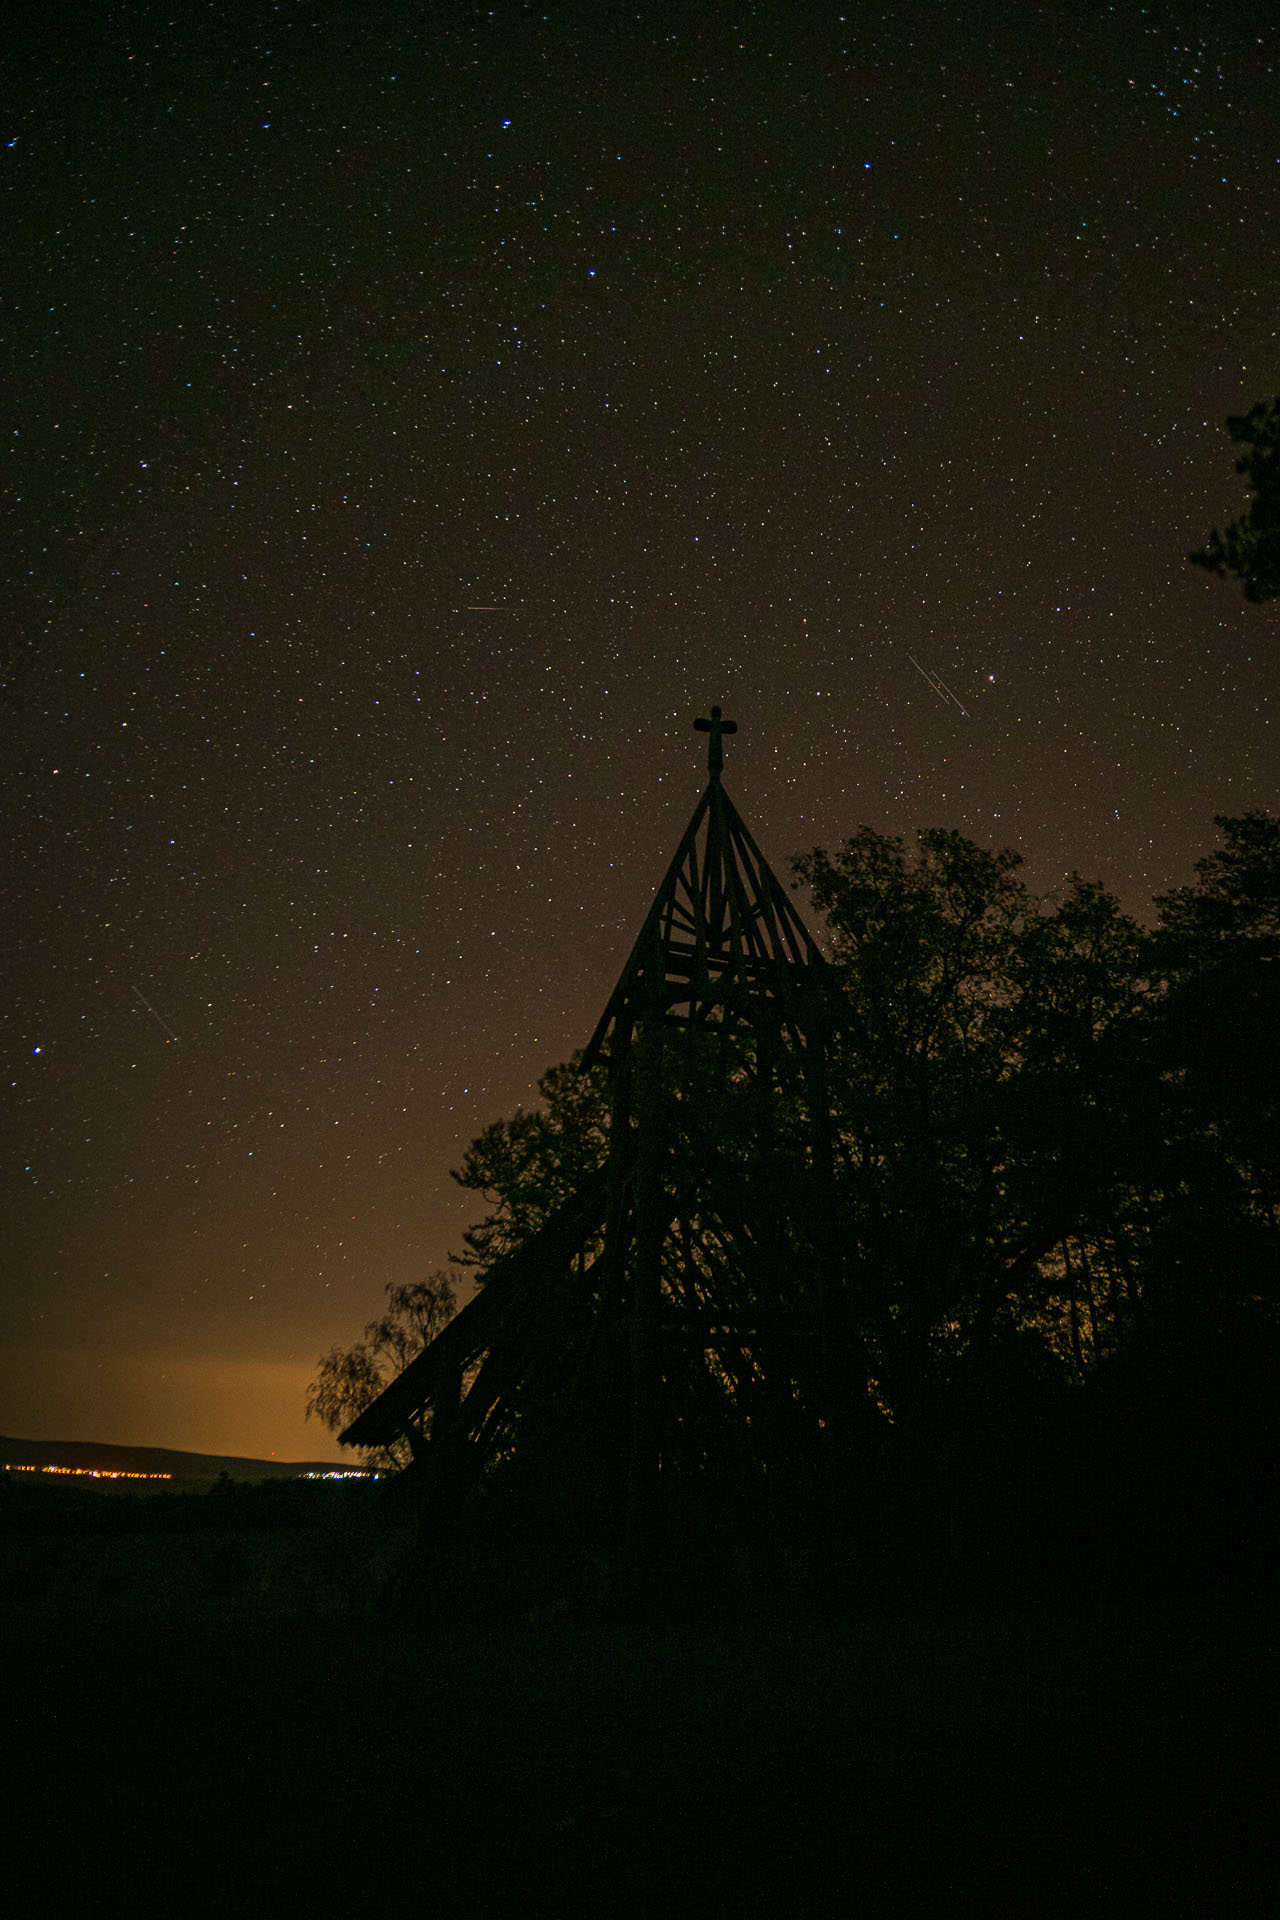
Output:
(4, 1463), (173, 1481)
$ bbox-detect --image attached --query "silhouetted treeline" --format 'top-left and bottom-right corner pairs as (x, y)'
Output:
(780, 812), (1279, 1604)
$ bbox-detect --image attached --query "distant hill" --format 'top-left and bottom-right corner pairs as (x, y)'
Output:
(1, 1435), (355, 1487)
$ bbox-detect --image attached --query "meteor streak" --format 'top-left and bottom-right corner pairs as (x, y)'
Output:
(133, 985), (179, 1044)
(907, 653), (970, 717)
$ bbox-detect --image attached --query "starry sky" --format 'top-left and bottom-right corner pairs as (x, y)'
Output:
(5, 1), (1277, 1460)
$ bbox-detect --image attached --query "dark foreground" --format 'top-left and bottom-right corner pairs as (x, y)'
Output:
(6, 1568), (1274, 1914)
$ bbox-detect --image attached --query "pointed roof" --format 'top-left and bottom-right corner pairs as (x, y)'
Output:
(583, 710), (827, 1067)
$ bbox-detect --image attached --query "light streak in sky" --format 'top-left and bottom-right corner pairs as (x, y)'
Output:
(132, 984), (180, 1044)
(907, 653), (970, 717)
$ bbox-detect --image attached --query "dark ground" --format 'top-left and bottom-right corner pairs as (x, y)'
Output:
(3, 1491), (1274, 1916)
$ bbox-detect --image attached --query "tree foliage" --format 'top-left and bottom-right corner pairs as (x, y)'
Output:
(451, 1054), (610, 1268)
(1150, 813), (1280, 1235)
(304, 1058), (610, 1460)
(1189, 397), (1280, 603)
(305, 1271), (459, 1463)
(794, 830), (1154, 1404)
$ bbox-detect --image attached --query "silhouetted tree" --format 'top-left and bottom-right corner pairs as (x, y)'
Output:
(794, 829), (1150, 1407)
(1189, 397), (1280, 603)
(1149, 812), (1280, 1246)
(1074, 814), (1280, 1587)
(451, 1053), (610, 1268)
(305, 1058), (610, 1465)
(306, 1271), (459, 1464)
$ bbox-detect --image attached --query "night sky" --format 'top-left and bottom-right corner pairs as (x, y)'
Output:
(5, 2), (1276, 1460)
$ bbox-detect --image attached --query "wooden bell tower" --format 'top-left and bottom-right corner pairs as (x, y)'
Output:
(341, 708), (836, 1560)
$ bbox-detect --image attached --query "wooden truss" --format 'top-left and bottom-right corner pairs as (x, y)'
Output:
(341, 709), (838, 1548)
(583, 713), (826, 1067)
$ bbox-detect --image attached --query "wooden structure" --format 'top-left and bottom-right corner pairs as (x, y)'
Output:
(341, 709), (838, 1553)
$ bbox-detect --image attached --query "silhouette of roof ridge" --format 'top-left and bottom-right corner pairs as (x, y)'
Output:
(583, 775), (826, 1067)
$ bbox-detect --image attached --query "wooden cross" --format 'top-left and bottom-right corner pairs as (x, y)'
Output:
(694, 705), (737, 777)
